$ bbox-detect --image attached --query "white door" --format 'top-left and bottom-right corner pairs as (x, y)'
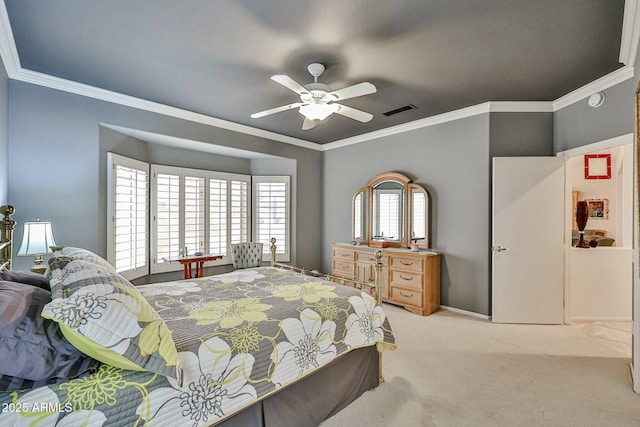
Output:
(492, 157), (565, 324)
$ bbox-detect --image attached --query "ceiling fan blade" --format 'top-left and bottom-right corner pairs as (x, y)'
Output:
(301, 117), (316, 130)
(328, 82), (377, 101)
(251, 102), (303, 118)
(271, 75), (310, 96)
(334, 104), (374, 122)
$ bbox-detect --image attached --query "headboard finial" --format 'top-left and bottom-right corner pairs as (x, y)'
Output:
(0, 205), (16, 271)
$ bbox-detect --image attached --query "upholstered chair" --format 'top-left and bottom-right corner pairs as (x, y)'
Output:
(230, 242), (264, 269)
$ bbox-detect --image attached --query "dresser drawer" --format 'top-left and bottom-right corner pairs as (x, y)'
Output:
(390, 270), (423, 292)
(333, 248), (356, 261)
(391, 287), (423, 308)
(356, 251), (389, 266)
(333, 260), (356, 279)
(390, 256), (424, 272)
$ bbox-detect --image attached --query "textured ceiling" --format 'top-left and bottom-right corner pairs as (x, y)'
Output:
(4, 0), (626, 144)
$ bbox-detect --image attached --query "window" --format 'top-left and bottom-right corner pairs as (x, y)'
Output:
(107, 153), (149, 280)
(107, 154), (287, 274)
(155, 171), (180, 266)
(253, 176), (290, 262)
(151, 165), (251, 273)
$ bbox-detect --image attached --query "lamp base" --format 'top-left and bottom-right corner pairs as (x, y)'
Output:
(30, 254), (47, 275)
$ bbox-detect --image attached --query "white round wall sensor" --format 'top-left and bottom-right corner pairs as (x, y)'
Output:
(588, 92), (605, 108)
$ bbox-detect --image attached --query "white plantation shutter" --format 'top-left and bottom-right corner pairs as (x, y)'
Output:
(230, 180), (249, 245)
(154, 170), (180, 270)
(151, 167), (250, 272)
(107, 154), (149, 280)
(184, 176), (206, 254)
(109, 157), (288, 275)
(253, 176), (290, 261)
(209, 178), (227, 256)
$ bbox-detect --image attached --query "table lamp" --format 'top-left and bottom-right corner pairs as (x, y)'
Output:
(17, 218), (57, 274)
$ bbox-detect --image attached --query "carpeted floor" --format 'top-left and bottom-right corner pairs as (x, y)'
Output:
(321, 305), (640, 427)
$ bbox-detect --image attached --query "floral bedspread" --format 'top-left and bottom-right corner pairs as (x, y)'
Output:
(0, 267), (395, 427)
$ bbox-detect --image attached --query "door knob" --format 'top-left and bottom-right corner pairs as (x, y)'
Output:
(493, 246), (509, 252)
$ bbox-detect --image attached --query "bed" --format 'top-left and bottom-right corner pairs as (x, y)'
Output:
(0, 206), (395, 427)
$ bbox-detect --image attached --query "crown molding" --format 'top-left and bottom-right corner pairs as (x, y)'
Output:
(552, 65), (635, 111)
(620, 0), (640, 65)
(321, 101), (556, 151)
(0, 0), (19, 74)
(322, 103), (491, 150)
(0, 1), (636, 153)
(488, 101), (554, 113)
(12, 68), (321, 151)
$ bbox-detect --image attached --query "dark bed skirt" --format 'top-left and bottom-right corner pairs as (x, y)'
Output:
(214, 345), (380, 427)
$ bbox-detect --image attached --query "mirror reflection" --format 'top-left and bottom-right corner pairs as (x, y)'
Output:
(353, 189), (367, 241)
(372, 181), (404, 242)
(411, 187), (427, 246)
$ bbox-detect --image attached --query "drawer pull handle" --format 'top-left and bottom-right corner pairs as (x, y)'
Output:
(399, 274), (413, 280)
(341, 253), (351, 257)
(399, 291), (413, 298)
(399, 261), (414, 266)
(340, 263), (349, 268)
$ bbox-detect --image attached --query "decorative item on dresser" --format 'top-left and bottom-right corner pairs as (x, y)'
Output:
(335, 171), (442, 316)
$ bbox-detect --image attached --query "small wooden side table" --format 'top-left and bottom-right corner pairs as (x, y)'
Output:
(163, 254), (223, 279)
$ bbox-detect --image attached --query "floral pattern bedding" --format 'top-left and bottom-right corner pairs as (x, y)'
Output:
(0, 267), (395, 427)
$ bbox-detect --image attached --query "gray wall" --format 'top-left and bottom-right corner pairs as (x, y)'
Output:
(8, 81), (322, 272)
(323, 114), (492, 315)
(490, 113), (554, 157)
(4, 46), (639, 316)
(0, 60), (8, 205)
(554, 80), (635, 152)
(554, 48), (640, 152)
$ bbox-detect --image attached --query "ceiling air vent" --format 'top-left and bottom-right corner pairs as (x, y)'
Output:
(383, 104), (417, 117)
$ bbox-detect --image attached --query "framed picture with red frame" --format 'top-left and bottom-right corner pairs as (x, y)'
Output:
(584, 153), (611, 180)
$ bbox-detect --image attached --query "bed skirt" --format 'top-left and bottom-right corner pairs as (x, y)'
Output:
(215, 345), (380, 427)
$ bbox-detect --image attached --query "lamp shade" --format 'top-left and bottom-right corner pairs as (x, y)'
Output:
(17, 220), (57, 256)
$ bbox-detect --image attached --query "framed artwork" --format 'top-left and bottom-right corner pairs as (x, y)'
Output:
(584, 153), (611, 179)
(586, 198), (609, 219)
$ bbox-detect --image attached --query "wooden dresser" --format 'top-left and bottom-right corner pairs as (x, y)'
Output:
(332, 243), (441, 316)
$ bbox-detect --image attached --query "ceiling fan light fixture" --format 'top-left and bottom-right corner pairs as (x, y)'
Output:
(252, 62), (376, 129)
(299, 103), (339, 121)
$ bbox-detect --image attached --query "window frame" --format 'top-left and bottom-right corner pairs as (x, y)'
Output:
(106, 153), (150, 280)
(252, 175), (291, 262)
(150, 164), (251, 274)
(107, 154), (288, 276)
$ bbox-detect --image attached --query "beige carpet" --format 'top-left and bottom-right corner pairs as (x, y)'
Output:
(321, 305), (640, 427)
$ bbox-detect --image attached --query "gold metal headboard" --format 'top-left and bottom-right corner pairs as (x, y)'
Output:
(0, 205), (16, 271)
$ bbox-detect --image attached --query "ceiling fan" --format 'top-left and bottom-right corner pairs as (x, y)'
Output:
(251, 63), (377, 130)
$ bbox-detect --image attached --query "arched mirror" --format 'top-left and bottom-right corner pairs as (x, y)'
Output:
(352, 187), (368, 243)
(372, 180), (404, 244)
(409, 184), (429, 248)
(353, 172), (430, 249)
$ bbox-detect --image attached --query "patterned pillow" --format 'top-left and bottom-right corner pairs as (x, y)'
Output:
(52, 246), (115, 270)
(41, 258), (180, 381)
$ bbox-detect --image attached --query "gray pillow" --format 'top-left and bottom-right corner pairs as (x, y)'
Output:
(0, 281), (99, 391)
(0, 270), (50, 290)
